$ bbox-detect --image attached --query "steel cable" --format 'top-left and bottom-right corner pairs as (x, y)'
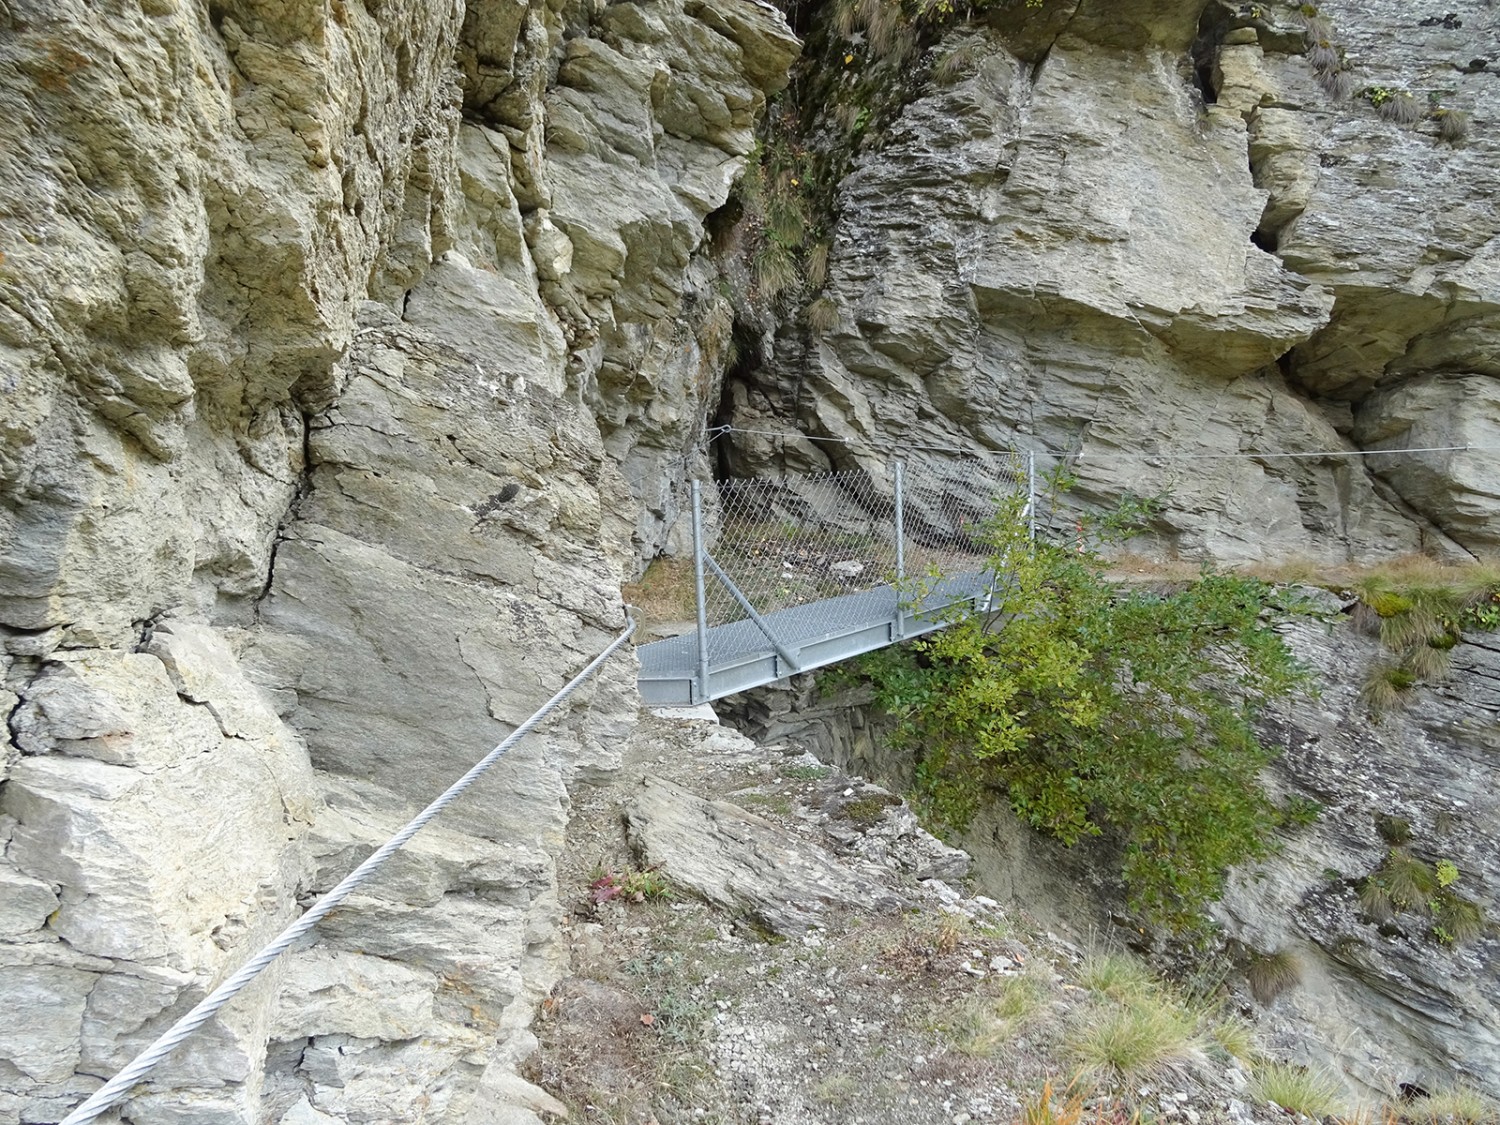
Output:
(60, 613), (638, 1125)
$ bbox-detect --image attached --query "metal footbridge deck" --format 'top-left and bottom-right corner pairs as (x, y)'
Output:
(634, 455), (1032, 706)
(637, 572), (991, 705)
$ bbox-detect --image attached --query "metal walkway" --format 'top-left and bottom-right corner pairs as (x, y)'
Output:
(636, 456), (1030, 705)
(637, 572), (992, 704)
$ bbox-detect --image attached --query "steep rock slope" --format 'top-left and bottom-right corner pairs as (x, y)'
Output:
(722, 0), (1500, 562)
(0, 0), (796, 1122)
(722, 613), (1500, 1102)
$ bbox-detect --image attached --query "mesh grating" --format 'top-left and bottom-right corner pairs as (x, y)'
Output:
(695, 455), (1028, 666)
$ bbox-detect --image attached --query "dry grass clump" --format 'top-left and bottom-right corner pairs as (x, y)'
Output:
(804, 241), (830, 290)
(804, 295), (840, 334)
(1294, 6), (1334, 42)
(1360, 663), (1414, 717)
(941, 973), (1050, 1057)
(1307, 41), (1339, 71)
(1404, 1085), (1500, 1125)
(1204, 1012), (1257, 1063)
(1074, 951), (1157, 1001)
(1432, 893), (1486, 945)
(1066, 994), (1201, 1087)
(1245, 948), (1302, 1005)
(934, 41), (984, 84)
(622, 557), (699, 630)
(1018, 1079), (1142, 1125)
(1320, 68), (1358, 100)
(1250, 1061), (1346, 1118)
(1377, 92), (1426, 125)
(1436, 109), (1471, 144)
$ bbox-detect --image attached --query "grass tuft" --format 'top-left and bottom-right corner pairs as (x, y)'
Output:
(1250, 1061), (1345, 1118)
(1437, 109), (1471, 144)
(1246, 948), (1302, 1005)
(941, 975), (1048, 1057)
(1074, 951), (1157, 1001)
(753, 241), (800, 302)
(805, 241), (830, 290)
(804, 295), (839, 334)
(623, 558), (700, 628)
(1405, 644), (1451, 683)
(1380, 848), (1437, 908)
(1307, 42), (1339, 72)
(1407, 1086), (1500, 1124)
(1066, 995), (1200, 1087)
(934, 42), (982, 84)
(1357, 877), (1395, 921)
(1374, 814), (1412, 846)
(1378, 92), (1426, 125)
(1431, 891), (1485, 945)
(1320, 69), (1357, 100)
(1205, 1012), (1257, 1063)
(1360, 664), (1409, 716)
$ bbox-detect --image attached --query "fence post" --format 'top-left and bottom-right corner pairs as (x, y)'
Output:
(691, 480), (710, 703)
(893, 459), (905, 640)
(1026, 451), (1037, 543)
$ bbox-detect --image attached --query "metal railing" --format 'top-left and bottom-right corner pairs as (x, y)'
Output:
(637, 454), (1032, 703)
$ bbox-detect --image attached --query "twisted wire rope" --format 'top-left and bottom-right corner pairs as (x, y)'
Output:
(60, 615), (638, 1125)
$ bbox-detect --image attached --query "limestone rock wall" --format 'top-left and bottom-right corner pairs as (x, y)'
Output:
(721, 0), (1500, 563)
(1217, 619), (1500, 1102)
(0, 0), (796, 1121)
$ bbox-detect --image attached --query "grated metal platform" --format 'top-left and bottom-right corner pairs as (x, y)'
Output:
(636, 571), (992, 705)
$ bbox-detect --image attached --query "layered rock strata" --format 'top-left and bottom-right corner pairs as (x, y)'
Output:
(721, 0), (1500, 562)
(0, 0), (796, 1121)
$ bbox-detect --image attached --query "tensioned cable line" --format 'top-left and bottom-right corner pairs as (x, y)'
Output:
(59, 614), (639, 1125)
(709, 425), (1497, 461)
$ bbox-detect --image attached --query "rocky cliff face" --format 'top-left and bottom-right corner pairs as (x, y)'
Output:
(721, 0), (1500, 563)
(3, 0), (1498, 1120)
(0, 0), (795, 1121)
(722, 609), (1500, 1103)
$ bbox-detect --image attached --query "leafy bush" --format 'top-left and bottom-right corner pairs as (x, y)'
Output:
(860, 488), (1310, 931)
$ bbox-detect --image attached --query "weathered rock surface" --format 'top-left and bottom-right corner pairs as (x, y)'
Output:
(0, 621), (317, 1124)
(1217, 620), (1500, 1102)
(728, 613), (1500, 1103)
(721, 0), (1500, 561)
(7, 0), (1500, 1117)
(626, 773), (906, 934)
(1, 0), (796, 1118)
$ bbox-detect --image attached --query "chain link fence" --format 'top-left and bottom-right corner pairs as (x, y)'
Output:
(693, 454), (1031, 668)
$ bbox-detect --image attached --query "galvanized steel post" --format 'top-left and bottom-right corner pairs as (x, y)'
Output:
(1026, 451), (1037, 542)
(893, 459), (905, 639)
(691, 479), (710, 703)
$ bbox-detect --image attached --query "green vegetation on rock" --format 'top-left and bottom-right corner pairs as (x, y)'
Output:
(857, 486), (1312, 932)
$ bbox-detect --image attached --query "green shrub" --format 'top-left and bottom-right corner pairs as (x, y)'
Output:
(860, 486), (1309, 931)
